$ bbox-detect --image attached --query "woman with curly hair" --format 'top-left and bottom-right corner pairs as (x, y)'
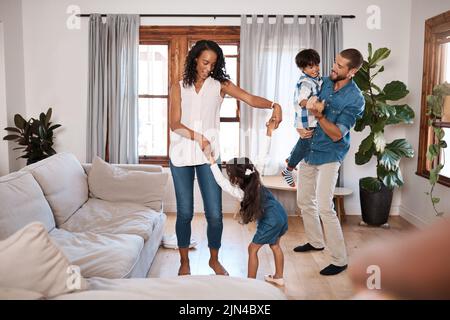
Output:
(169, 39), (282, 276)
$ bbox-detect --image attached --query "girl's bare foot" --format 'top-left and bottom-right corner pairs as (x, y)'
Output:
(209, 260), (229, 276)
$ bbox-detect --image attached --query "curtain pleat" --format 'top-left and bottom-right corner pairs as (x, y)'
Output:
(86, 14), (139, 164)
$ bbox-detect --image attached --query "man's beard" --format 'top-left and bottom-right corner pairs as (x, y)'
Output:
(330, 72), (347, 82)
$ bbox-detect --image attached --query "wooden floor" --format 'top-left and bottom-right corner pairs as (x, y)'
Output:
(148, 213), (414, 300)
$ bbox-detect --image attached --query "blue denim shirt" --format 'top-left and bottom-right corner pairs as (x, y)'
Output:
(304, 77), (365, 165)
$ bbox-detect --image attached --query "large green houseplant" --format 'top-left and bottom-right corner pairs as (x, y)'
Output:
(353, 43), (415, 226)
(3, 108), (61, 165)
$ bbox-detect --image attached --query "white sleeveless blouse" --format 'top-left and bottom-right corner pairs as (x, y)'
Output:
(169, 77), (224, 167)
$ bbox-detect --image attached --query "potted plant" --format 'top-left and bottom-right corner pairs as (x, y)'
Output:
(353, 43), (415, 226)
(3, 108), (61, 165)
(425, 82), (450, 216)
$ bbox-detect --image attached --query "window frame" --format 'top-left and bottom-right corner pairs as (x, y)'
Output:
(139, 26), (240, 166)
(138, 41), (170, 165)
(416, 10), (450, 187)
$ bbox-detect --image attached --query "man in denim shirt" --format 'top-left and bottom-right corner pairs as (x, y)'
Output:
(293, 49), (365, 276)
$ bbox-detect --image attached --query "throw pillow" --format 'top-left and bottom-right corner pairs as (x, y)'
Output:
(88, 157), (168, 211)
(0, 222), (87, 298)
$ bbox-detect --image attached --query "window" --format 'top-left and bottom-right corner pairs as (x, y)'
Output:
(138, 26), (240, 166)
(417, 10), (450, 186)
(138, 45), (169, 159)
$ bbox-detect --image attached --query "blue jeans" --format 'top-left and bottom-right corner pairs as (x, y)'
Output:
(287, 137), (311, 168)
(169, 160), (223, 249)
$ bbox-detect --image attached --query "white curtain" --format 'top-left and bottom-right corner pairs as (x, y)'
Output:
(321, 15), (343, 78)
(86, 14), (107, 162)
(87, 14), (139, 164)
(239, 15), (322, 175)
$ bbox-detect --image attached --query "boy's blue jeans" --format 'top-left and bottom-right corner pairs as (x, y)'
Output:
(287, 137), (311, 169)
(169, 160), (223, 249)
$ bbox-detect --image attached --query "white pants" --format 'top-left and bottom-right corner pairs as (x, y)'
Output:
(297, 161), (348, 266)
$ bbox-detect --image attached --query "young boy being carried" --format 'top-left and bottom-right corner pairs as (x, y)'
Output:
(282, 49), (324, 187)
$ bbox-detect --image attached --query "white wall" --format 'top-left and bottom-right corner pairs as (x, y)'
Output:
(401, 0), (450, 226)
(0, 0), (27, 172)
(18, 0), (412, 214)
(0, 21), (9, 176)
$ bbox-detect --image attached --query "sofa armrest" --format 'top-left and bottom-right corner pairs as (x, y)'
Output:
(82, 163), (163, 175)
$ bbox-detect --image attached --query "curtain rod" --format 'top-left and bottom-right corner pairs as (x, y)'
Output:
(77, 14), (355, 19)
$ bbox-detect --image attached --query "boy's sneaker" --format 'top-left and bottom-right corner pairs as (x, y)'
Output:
(281, 168), (296, 187)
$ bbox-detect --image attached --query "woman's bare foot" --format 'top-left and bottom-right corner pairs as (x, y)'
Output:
(209, 260), (229, 276)
(178, 261), (191, 276)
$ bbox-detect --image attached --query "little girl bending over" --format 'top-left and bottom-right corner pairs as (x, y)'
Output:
(208, 123), (288, 286)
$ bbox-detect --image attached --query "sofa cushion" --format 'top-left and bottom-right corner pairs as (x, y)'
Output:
(21, 153), (89, 226)
(50, 228), (144, 279)
(0, 222), (87, 297)
(0, 171), (55, 240)
(60, 198), (163, 241)
(88, 156), (168, 212)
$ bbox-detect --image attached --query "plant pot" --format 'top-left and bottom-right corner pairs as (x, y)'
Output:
(359, 179), (393, 226)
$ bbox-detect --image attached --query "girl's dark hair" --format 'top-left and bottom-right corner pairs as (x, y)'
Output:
(182, 40), (230, 87)
(225, 157), (264, 224)
(295, 48), (321, 69)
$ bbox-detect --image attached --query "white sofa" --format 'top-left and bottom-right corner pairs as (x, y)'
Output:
(0, 222), (286, 300)
(0, 152), (168, 279)
(0, 153), (287, 300)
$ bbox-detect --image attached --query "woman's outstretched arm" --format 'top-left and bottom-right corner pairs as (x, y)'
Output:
(221, 81), (282, 129)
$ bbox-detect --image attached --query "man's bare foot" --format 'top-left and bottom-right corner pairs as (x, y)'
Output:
(178, 262), (191, 276)
(209, 260), (229, 276)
